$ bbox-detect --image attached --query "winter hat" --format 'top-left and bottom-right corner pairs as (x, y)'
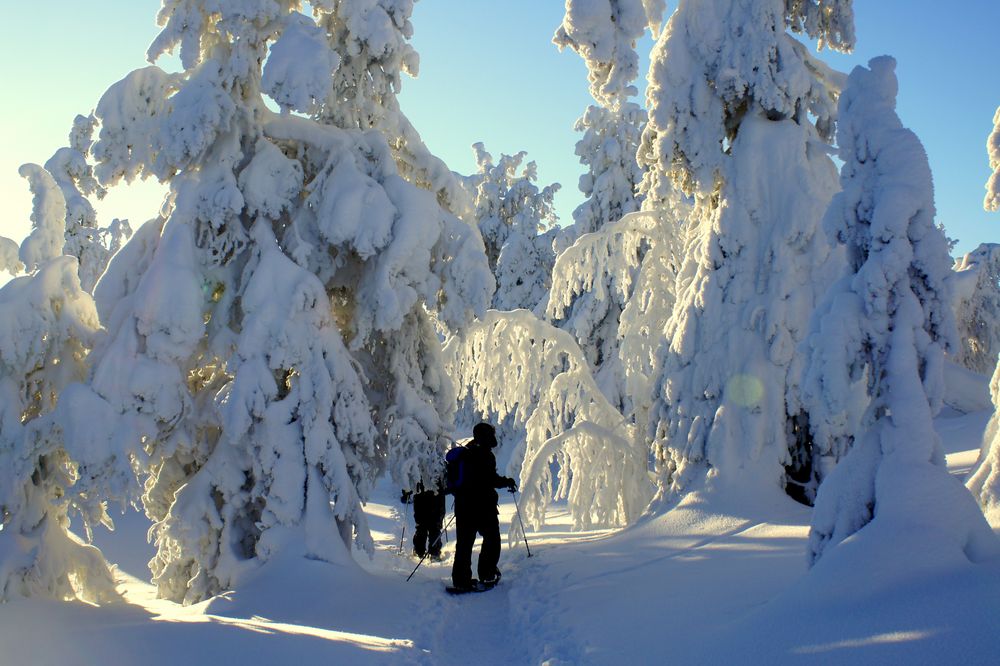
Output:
(473, 422), (497, 447)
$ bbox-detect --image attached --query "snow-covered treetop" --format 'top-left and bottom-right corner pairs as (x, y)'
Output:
(985, 106), (1000, 212)
(638, 0), (852, 203)
(554, 0), (661, 106)
(469, 143), (560, 271)
(317, 0), (419, 131)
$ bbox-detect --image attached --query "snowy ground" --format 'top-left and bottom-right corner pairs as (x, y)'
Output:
(2, 410), (998, 665)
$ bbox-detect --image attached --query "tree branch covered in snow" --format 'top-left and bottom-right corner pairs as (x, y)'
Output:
(0, 237), (21, 275)
(804, 57), (996, 565)
(637, 0), (848, 205)
(553, 0), (654, 107)
(314, 0), (472, 218)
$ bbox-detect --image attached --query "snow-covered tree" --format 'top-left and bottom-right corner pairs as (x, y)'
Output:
(0, 250), (116, 601)
(985, 106), (1000, 212)
(967, 104), (1000, 527)
(804, 57), (997, 564)
(0, 111), (137, 602)
(469, 143), (560, 312)
(951, 244), (1000, 376)
(60, 0), (490, 603)
(444, 310), (651, 530)
(641, 0), (852, 509)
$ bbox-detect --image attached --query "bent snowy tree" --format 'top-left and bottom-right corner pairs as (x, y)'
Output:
(49, 0), (491, 604)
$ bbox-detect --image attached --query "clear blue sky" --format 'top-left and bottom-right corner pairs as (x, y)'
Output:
(2, 1), (997, 256)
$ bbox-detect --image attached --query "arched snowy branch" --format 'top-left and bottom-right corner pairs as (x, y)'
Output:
(444, 310), (648, 530)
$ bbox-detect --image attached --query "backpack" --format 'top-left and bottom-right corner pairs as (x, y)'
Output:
(444, 446), (467, 495)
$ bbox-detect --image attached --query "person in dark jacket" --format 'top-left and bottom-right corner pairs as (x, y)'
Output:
(407, 480), (446, 560)
(451, 422), (516, 590)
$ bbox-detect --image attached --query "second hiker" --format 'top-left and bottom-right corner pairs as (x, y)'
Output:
(449, 422), (517, 591)
(402, 479), (447, 561)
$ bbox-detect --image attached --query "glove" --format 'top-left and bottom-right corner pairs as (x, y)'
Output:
(506, 478), (518, 493)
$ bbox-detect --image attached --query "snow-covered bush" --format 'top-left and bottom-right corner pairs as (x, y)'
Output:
(641, 0), (850, 509)
(468, 143), (560, 312)
(59, 1), (491, 603)
(968, 356), (1000, 529)
(951, 243), (1000, 376)
(0, 256), (117, 604)
(804, 57), (997, 565)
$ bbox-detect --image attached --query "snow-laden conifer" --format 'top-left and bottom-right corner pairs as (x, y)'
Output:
(42, 115), (133, 292)
(951, 244), (1000, 376)
(641, 0), (851, 508)
(0, 238), (21, 275)
(59, 0), (490, 603)
(469, 143), (559, 312)
(805, 57), (997, 564)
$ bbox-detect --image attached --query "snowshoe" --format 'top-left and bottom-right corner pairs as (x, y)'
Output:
(479, 570), (501, 588)
(445, 578), (498, 595)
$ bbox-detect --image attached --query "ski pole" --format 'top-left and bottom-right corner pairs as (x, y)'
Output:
(511, 490), (532, 558)
(406, 512), (457, 582)
(398, 525), (406, 555)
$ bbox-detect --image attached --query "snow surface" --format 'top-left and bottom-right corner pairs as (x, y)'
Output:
(1, 410), (997, 665)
